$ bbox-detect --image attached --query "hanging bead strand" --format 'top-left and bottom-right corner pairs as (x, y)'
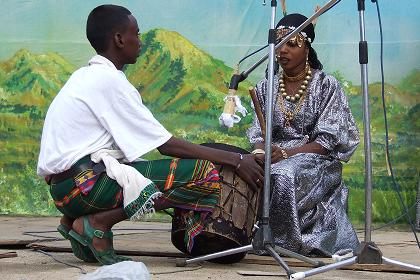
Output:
(277, 63), (313, 127)
(278, 63), (312, 103)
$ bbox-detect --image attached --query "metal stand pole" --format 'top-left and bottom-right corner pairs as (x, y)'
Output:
(289, 1), (420, 278)
(177, 1), (340, 278)
(177, 0), (339, 275)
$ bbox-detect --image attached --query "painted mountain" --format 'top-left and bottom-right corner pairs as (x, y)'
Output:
(125, 29), (253, 144)
(0, 29), (418, 225)
(0, 49), (75, 169)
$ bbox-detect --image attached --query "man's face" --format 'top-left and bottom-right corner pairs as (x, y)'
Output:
(120, 15), (142, 64)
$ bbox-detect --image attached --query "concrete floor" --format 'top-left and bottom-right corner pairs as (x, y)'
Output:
(1, 216), (419, 280)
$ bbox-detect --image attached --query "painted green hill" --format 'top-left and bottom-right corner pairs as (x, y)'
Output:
(332, 69), (419, 224)
(0, 50), (75, 171)
(0, 49), (75, 108)
(0, 30), (418, 223)
(342, 70), (419, 178)
(0, 29), (255, 215)
(125, 29), (253, 140)
(397, 69), (420, 96)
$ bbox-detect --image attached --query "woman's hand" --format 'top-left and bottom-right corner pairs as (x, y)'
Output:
(271, 145), (287, 164)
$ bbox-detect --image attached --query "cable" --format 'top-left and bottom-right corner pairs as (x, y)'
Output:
(356, 199), (419, 233)
(150, 264), (203, 275)
(33, 249), (87, 274)
(238, 45), (268, 66)
(23, 230), (63, 240)
(23, 228), (170, 239)
(373, 0), (420, 248)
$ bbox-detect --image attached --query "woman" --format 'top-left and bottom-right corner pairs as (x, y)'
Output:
(247, 14), (360, 256)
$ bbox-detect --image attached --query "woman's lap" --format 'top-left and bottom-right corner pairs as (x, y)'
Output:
(268, 153), (357, 255)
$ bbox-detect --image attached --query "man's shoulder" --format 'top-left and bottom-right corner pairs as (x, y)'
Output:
(70, 63), (127, 88)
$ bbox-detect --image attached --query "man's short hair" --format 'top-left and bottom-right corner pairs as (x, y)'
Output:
(86, 5), (132, 53)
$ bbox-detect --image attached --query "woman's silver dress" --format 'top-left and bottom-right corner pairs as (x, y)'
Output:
(247, 69), (360, 256)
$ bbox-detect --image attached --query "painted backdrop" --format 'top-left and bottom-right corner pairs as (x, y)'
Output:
(0, 0), (419, 225)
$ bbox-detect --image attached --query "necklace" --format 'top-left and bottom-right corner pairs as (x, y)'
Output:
(277, 64), (312, 126)
(278, 63), (312, 103)
(283, 66), (308, 82)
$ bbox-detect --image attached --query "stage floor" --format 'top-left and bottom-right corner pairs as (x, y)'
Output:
(0, 216), (419, 280)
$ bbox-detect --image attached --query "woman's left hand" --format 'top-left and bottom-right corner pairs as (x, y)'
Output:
(271, 145), (286, 163)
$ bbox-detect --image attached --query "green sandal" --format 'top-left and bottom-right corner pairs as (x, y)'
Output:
(57, 224), (97, 263)
(68, 216), (132, 265)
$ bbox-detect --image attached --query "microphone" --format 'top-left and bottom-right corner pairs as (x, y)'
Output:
(218, 65), (248, 128)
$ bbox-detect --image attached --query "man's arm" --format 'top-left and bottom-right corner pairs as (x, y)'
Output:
(158, 137), (264, 190)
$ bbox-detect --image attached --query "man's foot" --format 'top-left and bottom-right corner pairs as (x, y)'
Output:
(57, 215), (97, 263)
(70, 215), (131, 265)
(72, 215), (112, 252)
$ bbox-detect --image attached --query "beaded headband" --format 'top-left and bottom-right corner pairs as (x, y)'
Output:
(276, 26), (311, 48)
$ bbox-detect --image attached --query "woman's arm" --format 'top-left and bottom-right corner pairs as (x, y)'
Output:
(252, 141), (328, 164)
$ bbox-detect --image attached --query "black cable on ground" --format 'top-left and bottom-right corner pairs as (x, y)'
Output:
(22, 228), (170, 239)
(150, 264), (203, 275)
(22, 230), (64, 240)
(33, 249), (87, 274)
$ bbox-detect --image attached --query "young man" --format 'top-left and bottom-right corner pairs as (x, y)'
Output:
(37, 5), (263, 265)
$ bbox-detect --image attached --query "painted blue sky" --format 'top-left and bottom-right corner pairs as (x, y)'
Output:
(1, 0), (419, 83)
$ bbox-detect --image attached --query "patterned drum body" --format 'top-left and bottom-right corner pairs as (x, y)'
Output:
(171, 143), (261, 263)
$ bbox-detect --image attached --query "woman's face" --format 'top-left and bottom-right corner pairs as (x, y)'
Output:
(276, 35), (309, 74)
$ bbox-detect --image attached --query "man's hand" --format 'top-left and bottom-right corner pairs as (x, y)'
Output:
(235, 154), (264, 190)
(158, 137), (265, 190)
(254, 153), (265, 167)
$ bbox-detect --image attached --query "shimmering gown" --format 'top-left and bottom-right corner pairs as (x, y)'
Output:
(247, 69), (360, 256)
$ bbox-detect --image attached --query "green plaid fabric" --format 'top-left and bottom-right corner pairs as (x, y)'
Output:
(50, 158), (220, 218)
(50, 158), (220, 243)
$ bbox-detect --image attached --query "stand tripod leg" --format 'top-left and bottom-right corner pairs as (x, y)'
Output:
(274, 246), (325, 267)
(266, 244), (295, 276)
(176, 245), (253, 267)
(290, 256), (357, 280)
(382, 257), (420, 273)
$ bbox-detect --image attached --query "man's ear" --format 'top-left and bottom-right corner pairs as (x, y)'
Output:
(114, 33), (124, 49)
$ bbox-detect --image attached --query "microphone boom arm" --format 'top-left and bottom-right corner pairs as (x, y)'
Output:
(241, 0), (340, 79)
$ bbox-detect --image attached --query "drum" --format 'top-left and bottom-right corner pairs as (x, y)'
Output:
(171, 143), (261, 263)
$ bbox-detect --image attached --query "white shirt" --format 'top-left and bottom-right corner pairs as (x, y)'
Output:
(37, 55), (172, 176)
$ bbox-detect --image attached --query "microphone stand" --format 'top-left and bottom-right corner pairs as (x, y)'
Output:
(289, 1), (420, 278)
(176, 0), (339, 278)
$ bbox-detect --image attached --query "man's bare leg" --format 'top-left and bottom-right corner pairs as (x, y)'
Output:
(72, 197), (172, 252)
(153, 197), (172, 211)
(60, 215), (74, 229)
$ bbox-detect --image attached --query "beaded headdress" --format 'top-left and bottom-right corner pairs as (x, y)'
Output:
(275, 13), (315, 48)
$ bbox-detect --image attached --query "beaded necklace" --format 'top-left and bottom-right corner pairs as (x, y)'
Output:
(277, 63), (312, 127)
